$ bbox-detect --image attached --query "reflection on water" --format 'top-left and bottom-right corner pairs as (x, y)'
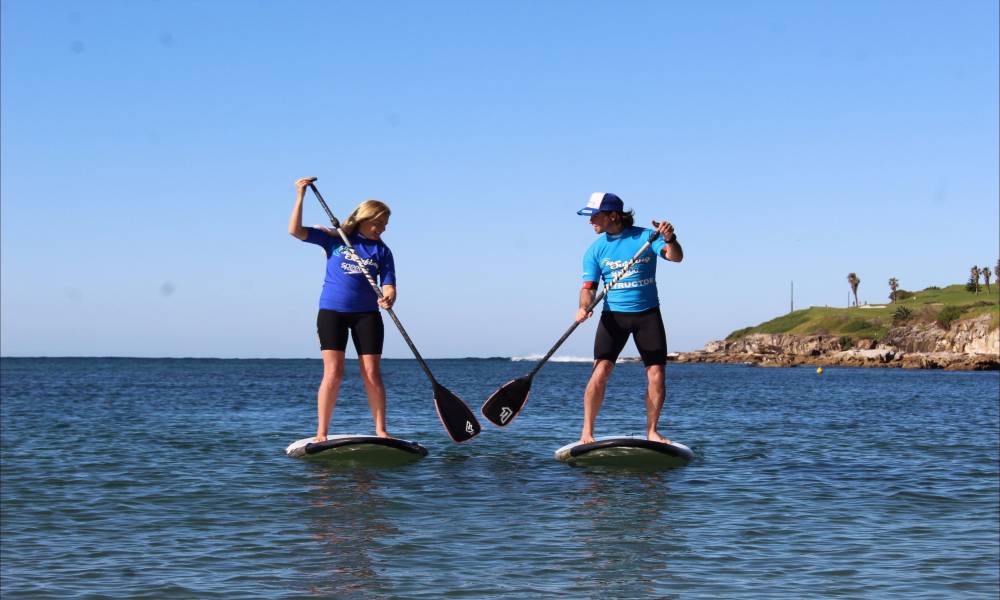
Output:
(569, 469), (683, 599)
(302, 467), (394, 598)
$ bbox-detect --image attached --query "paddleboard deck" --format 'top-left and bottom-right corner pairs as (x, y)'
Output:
(285, 434), (428, 464)
(554, 436), (693, 467)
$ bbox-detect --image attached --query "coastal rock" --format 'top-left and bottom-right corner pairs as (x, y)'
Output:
(830, 349), (897, 365)
(881, 314), (999, 354)
(898, 352), (999, 371)
(945, 314), (1000, 354)
(681, 314), (998, 371)
(706, 334), (843, 356)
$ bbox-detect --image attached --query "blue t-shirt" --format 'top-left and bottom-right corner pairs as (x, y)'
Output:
(582, 226), (667, 313)
(303, 227), (396, 312)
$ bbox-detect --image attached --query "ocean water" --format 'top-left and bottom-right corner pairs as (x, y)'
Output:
(1, 357), (998, 599)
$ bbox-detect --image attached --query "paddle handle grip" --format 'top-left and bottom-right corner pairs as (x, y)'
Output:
(528, 230), (660, 378)
(308, 184), (436, 383)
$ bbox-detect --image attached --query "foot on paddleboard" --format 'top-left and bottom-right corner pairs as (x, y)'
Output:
(647, 432), (672, 444)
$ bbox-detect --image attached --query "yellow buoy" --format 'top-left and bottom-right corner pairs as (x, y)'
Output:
(816, 367), (824, 375)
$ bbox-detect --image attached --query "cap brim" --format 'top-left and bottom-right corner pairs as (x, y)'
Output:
(577, 208), (599, 216)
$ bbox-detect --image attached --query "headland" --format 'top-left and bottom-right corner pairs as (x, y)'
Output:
(675, 284), (999, 371)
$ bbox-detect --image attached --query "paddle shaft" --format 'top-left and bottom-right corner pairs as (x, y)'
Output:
(525, 230), (660, 379)
(308, 184), (437, 384)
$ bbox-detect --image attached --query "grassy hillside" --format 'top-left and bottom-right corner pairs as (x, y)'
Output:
(727, 284), (1000, 342)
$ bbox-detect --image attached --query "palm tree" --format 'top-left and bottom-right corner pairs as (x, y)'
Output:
(889, 277), (899, 303)
(971, 266), (980, 294)
(982, 266), (993, 295)
(847, 273), (860, 307)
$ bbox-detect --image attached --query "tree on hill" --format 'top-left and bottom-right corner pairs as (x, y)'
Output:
(982, 266), (992, 294)
(888, 277), (899, 303)
(847, 273), (860, 307)
(968, 266), (980, 294)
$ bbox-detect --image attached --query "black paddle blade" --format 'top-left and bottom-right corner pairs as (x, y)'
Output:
(481, 376), (532, 427)
(433, 381), (481, 443)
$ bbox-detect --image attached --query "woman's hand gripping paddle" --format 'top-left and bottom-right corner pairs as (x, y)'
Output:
(308, 182), (481, 443)
(481, 229), (661, 427)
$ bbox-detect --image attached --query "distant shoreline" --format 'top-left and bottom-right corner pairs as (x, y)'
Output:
(2, 354), (997, 370)
(670, 348), (998, 371)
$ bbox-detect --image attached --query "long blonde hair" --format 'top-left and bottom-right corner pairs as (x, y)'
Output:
(341, 200), (391, 236)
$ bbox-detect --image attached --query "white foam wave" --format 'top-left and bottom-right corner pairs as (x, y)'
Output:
(510, 355), (637, 363)
(511, 354), (592, 363)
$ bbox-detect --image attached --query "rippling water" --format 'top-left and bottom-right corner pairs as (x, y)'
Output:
(2, 358), (998, 598)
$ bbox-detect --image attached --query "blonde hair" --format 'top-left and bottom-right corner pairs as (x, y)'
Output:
(341, 200), (391, 236)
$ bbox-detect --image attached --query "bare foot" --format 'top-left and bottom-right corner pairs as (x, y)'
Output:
(647, 431), (672, 444)
(313, 434), (328, 443)
(580, 432), (595, 444)
(376, 430), (391, 439)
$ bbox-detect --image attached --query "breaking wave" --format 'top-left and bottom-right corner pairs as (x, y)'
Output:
(511, 354), (592, 363)
(510, 355), (640, 363)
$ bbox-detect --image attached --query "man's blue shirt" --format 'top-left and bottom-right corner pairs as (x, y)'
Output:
(582, 226), (666, 312)
(303, 227), (396, 312)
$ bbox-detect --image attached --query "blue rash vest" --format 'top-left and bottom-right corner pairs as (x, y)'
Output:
(302, 227), (396, 312)
(582, 226), (667, 313)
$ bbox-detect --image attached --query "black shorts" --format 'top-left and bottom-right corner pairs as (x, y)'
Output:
(594, 307), (667, 366)
(317, 309), (384, 355)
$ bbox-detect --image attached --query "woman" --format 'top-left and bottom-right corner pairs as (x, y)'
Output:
(288, 177), (397, 442)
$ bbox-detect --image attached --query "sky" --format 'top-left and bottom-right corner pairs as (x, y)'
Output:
(2, 0), (998, 359)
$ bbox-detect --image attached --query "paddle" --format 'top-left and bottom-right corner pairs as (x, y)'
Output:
(308, 183), (481, 443)
(481, 229), (661, 427)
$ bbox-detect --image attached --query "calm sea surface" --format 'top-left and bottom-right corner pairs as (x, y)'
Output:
(1, 358), (998, 599)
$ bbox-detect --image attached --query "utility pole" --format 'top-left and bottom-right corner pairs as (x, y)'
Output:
(790, 281), (794, 313)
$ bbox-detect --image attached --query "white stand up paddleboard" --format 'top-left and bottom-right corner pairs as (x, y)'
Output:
(555, 436), (693, 467)
(285, 434), (428, 465)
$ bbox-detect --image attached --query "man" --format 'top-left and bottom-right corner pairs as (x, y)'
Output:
(574, 192), (683, 444)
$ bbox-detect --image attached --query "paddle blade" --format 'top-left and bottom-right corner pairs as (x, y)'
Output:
(481, 376), (532, 427)
(433, 381), (481, 443)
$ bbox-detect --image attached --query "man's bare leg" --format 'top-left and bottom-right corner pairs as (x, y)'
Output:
(644, 364), (671, 444)
(581, 359), (615, 443)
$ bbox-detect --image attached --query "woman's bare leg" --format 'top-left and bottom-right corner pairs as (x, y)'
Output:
(316, 350), (345, 441)
(358, 354), (389, 438)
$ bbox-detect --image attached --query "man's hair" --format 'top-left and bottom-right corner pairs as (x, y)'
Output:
(605, 209), (634, 228)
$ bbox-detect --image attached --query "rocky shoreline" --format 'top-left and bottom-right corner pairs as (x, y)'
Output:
(672, 314), (999, 371)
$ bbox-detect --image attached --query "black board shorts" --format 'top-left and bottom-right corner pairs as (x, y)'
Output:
(317, 309), (384, 355)
(594, 307), (667, 366)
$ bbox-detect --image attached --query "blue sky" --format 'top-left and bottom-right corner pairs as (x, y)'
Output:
(2, 0), (997, 358)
